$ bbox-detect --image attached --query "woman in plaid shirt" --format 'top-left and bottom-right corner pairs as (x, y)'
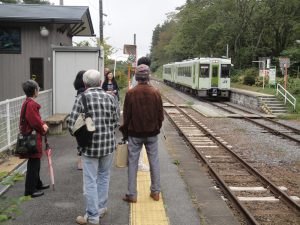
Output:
(68, 69), (119, 225)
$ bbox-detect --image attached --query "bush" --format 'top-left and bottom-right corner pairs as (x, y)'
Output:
(115, 70), (128, 89)
(288, 78), (300, 95)
(276, 78), (300, 95)
(244, 75), (256, 85)
(230, 68), (242, 83)
(242, 68), (258, 86)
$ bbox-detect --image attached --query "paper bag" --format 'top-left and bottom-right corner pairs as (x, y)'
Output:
(116, 143), (128, 168)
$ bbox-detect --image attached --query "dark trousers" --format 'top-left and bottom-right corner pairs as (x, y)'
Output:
(25, 158), (43, 195)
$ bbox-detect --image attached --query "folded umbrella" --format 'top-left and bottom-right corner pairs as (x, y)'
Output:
(44, 135), (55, 191)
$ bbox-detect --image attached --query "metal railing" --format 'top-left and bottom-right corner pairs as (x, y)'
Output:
(0, 90), (52, 153)
(276, 84), (296, 110)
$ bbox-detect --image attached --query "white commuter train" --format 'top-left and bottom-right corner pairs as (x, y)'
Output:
(163, 58), (231, 97)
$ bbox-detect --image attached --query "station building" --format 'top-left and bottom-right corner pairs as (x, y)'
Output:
(0, 4), (95, 101)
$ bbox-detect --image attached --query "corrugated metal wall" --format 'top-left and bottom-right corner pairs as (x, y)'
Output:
(0, 23), (72, 101)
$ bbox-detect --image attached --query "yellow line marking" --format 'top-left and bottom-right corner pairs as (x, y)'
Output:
(130, 146), (169, 225)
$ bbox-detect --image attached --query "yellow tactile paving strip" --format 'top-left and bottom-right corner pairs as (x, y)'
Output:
(0, 156), (25, 174)
(130, 147), (169, 225)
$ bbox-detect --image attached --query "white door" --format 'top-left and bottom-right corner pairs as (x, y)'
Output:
(53, 51), (100, 114)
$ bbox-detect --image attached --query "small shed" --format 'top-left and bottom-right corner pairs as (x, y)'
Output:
(0, 4), (95, 101)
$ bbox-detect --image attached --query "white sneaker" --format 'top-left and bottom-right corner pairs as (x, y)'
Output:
(138, 163), (149, 172)
(99, 207), (107, 218)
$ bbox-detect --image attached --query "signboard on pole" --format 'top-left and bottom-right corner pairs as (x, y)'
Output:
(279, 57), (289, 89)
(268, 67), (276, 85)
(279, 57), (290, 69)
(124, 44), (137, 65)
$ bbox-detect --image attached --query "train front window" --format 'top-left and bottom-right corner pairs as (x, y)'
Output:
(221, 64), (231, 78)
(199, 64), (209, 78)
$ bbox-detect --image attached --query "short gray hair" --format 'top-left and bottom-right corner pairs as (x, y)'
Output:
(83, 69), (104, 87)
(22, 80), (39, 97)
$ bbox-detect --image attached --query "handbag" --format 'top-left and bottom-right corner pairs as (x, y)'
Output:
(72, 94), (95, 148)
(115, 140), (128, 168)
(15, 102), (38, 156)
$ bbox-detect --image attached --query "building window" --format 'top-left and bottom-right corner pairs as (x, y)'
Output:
(30, 58), (44, 90)
(0, 27), (21, 54)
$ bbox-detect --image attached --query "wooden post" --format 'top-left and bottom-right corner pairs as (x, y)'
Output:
(128, 64), (131, 89)
(284, 64), (287, 90)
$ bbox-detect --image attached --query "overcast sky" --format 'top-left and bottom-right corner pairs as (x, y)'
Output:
(50, 0), (186, 59)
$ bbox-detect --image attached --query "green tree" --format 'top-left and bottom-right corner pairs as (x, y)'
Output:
(150, 0), (300, 70)
(0, 0), (20, 3)
(23, 0), (50, 4)
(73, 40), (92, 47)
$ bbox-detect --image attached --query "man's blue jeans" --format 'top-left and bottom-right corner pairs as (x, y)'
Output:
(82, 153), (114, 224)
(127, 135), (160, 198)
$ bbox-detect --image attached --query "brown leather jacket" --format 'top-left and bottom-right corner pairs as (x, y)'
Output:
(120, 83), (164, 138)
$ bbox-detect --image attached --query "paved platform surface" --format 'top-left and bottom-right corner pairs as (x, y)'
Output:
(1, 127), (201, 225)
(231, 88), (273, 97)
(2, 119), (240, 225)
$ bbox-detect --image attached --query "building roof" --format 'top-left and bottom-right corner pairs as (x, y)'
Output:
(0, 4), (94, 36)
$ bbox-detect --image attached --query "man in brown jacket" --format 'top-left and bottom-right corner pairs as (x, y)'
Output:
(120, 64), (164, 203)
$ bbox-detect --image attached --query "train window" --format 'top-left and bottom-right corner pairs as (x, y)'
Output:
(178, 66), (192, 77)
(164, 67), (171, 74)
(178, 67), (182, 76)
(199, 64), (209, 78)
(221, 64), (231, 78)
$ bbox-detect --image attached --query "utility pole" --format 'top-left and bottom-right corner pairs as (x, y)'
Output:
(226, 44), (229, 58)
(134, 33), (137, 68)
(59, 0), (63, 5)
(99, 0), (103, 44)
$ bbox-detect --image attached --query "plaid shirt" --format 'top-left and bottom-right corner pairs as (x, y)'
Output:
(68, 87), (119, 158)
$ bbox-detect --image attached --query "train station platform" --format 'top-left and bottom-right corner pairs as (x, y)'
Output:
(230, 88), (274, 97)
(2, 119), (240, 225)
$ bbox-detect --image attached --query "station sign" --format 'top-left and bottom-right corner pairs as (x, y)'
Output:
(124, 44), (137, 64)
(279, 57), (290, 68)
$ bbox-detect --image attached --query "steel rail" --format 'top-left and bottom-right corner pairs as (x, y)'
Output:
(224, 103), (300, 135)
(152, 78), (300, 136)
(210, 102), (300, 145)
(163, 109), (260, 225)
(163, 95), (300, 216)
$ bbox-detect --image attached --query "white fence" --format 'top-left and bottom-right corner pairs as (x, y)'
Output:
(0, 90), (52, 153)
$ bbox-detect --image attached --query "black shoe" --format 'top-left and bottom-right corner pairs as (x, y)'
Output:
(31, 191), (44, 198)
(37, 184), (50, 190)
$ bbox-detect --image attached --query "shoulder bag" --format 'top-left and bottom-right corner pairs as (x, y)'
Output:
(72, 94), (96, 148)
(15, 102), (38, 156)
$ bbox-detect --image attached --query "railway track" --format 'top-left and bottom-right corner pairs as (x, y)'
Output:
(163, 96), (300, 225)
(152, 78), (300, 145)
(209, 102), (300, 145)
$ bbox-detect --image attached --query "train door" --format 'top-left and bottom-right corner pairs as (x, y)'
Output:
(174, 65), (178, 84)
(171, 65), (175, 83)
(192, 63), (196, 89)
(211, 64), (219, 87)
